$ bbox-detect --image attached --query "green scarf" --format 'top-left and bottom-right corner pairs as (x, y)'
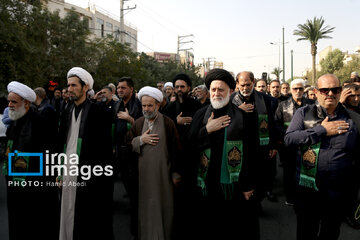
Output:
(3, 140), (29, 184)
(258, 114), (269, 146)
(197, 127), (243, 200)
(299, 142), (320, 191)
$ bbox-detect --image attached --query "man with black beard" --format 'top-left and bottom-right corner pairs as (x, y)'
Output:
(126, 86), (181, 240)
(5, 81), (59, 240)
(163, 73), (202, 239)
(232, 71), (280, 204)
(188, 69), (259, 239)
(58, 67), (113, 240)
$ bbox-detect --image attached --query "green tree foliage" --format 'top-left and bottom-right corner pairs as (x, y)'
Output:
(319, 48), (344, 75)
(0, 1), (201, 93)
(334, 56), (360, 84)
(271, 67), (282, 80)
(293, 17), (335, 85)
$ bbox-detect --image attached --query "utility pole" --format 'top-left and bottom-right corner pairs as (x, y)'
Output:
(177, 34), (194, 64)
(291, 50), (293, 81)
(282, 27), (285, 82)
(120, 0), (136, 44)
(203, 57), (216, 74)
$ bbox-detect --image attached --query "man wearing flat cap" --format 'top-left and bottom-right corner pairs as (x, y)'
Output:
(4, 81), (59, 240)
(188, 68), (260, 239)
(126, 86), (181, 240)
(58, 67), (113, 240)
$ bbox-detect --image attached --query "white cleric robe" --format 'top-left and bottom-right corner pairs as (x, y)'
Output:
(59, 110), (82, 240)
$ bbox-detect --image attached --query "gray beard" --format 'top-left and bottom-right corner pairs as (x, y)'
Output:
(9, 104), (27, 120)
(240, 87), (254, 97)
(143, 110), (157, 120)
(210, 94), (230, 109)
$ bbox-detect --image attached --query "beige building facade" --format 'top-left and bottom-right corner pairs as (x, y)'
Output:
(45, 0), (138, 52)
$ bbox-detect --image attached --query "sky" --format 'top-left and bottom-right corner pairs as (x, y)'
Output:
(65, 0), (360, 80)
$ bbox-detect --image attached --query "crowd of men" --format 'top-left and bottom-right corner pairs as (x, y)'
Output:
(1, 67), (360, 240)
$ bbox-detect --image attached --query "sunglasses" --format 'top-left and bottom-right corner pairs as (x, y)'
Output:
(317, 87), (342, 95)
(292, 87), (304, 91)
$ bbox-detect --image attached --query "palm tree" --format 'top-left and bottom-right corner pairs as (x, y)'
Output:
(271, 67), (283, 80)
(293, 17), (335, 84)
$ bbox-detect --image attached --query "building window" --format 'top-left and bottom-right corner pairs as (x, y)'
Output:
(105, 22), (113, 36)
(114, 26), (120, 41)
(96, 18), (104, 37)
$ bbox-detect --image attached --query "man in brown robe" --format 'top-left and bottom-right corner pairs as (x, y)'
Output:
(127, 86), (181, 240)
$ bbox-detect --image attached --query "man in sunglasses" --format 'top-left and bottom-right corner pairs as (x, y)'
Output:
(284, 74), (360, 240)
(275, 79), (314, 206)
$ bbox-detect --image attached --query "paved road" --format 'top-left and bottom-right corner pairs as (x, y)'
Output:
(1, 161), (360, 240)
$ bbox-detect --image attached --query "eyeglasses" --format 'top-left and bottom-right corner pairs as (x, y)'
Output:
(317, 87), (342, 95)
(292, 87), (304, 91)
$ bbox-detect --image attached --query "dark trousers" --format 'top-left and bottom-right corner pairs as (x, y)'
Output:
(279, 146), (297, 202)
(294, 186), (347, 240)
(257, 146), (277, 200)
(194, 197), (260, 240)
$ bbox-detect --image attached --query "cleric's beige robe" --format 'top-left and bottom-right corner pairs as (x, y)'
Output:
(131, 113), (179, 240)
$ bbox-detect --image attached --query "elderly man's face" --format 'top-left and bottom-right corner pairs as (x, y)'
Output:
(210, 80), (232, 109)
(8, 92), (29, 120)
(291, 84), (304, 101)
(117, 81), (133, 100)
(315, 75), (341, 111)
(141, 95), (159, 120)
(270, 81), (281, 98)
(346, 89), (360, 107)
(281, 84), (290, 96)
(195, 88), (207, 100)
(237, 74), (254, 97)
(255, 80), (267, 93)
(101, 88), (113, 102)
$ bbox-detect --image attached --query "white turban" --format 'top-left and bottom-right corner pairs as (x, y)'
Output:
(290, 79), (305, 88)
(67, 67), (94, 90)
(138, 86), (163, 102)
(164, 82), (173, 89)
(7, 81), (36, 102)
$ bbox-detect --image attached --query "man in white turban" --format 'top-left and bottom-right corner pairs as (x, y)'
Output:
(5, 81), (59, 239)
(59, 67), (113, 240)
(164, 82), (174, 100)
(126, 86), (181, 240)
(67, 67), (94, 90)
(7, 81), (36, 121)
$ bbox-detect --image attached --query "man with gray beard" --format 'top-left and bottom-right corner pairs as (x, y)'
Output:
(126, 86), (181, 240)
(4, 81), (59, 240)
(188, 69), (259, 239)
(232, 71), (280, 205)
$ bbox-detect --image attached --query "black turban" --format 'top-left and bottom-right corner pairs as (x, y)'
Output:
(172, 73), (192, 87)
(205, 68), (236, 90)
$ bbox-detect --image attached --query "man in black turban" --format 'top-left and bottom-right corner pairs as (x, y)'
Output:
(187, 68), (260, 239)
